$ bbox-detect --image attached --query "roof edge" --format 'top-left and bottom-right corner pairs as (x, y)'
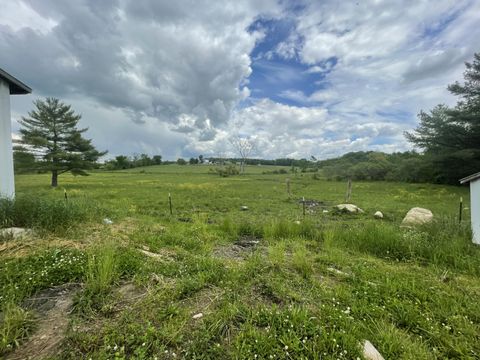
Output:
(460, 171), (480, 184)
(0, 68), (32, 95)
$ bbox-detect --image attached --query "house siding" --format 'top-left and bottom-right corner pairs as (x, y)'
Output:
(471, 179), (480, 245)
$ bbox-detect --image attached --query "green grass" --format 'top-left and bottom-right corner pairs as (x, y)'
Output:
(0, 195), (102, 234)
(1, 164), (478, 359)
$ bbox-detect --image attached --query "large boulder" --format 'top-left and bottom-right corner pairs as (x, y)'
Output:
(335, 204), (364, 214)
(401, 207), (433, 226)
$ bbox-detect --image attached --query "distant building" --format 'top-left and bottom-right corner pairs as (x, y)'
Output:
(0, 68), (32, 198)
(460, 172), (480, 245)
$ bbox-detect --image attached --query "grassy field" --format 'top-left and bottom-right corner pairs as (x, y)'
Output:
(1, 164), (479, 359)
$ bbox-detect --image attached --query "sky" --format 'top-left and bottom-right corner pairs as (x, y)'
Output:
(1, 0), (479, 160)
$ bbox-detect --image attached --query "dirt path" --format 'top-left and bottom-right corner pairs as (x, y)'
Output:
(7, 285), (77, 360)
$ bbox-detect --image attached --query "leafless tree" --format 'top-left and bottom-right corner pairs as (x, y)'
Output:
(230, 136), (256, 174)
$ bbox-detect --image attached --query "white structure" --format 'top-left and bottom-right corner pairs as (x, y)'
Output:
(0, 68), (31, 199)
(460, 172), (480, 245)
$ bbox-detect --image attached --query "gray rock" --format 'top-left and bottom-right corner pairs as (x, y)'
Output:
(335, 204), (364, 214)
(374, 211), (383, 219)
(0, 227), (33, 239)
(401, 207), (433, 226)
(240, 206), (249, 211)
(363, 340), (385, 360)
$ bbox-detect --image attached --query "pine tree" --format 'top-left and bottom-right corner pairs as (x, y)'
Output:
(19, 98), (107, 187)
(405, 53), (480, 183)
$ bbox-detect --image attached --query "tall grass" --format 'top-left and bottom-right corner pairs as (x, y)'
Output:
(291, 244), (313, 279)
(0, 195), (102, 233)
(77, 241), (118, 313)
(220, 217), (322, 242)
(329, 219), (480, 274)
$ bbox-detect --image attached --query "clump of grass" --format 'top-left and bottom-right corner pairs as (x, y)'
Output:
(0, 302), (34, 355)
(219, 218), (264, 239)
(76, 241), (118, 313)
(0, 196), (102, 233)
(264, 219), (321, 241)
(268, 241), (286, 268)
(291, 244), (313, 279)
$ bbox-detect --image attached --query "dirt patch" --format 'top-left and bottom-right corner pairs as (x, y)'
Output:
(182, 286), (223, 318)
(7, 284), (79, 360)
(213, 235), (261, 261)
(111, 282), (149, 314)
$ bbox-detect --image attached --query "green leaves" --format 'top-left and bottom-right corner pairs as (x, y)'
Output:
(405, 53), (480, 184)
(18, 97), (107, 186)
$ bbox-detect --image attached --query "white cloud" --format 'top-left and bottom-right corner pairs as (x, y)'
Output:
(1, 0), (281, 129)
(186, 99), (409, 159)
(2, 0), (479, 161)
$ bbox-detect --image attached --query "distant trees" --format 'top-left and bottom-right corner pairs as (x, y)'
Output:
(405, 52), (480, 184)
(105, 154), (162, 170)
(177, 158), (187, 165)
(18, 98), (106, 187)
(318, 151), (435, 182)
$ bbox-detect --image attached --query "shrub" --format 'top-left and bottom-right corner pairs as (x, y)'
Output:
(213, 165), (240, 177)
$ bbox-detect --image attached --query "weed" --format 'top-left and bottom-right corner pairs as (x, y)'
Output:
(0, 302), (34, 355)
(76, 241), (118, 313)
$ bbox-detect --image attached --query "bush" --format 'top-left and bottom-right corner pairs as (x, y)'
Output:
(213, 165), (240, 177)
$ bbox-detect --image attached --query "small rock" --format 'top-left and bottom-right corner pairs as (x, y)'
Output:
(0, 227), (33, 239)
(294, 220), (301, 225)
(327, 267), (350, 277)
(363, 340), (385, 360)
(103, 218), (113, 225)
(401, 207), (433, 226)
(240, 206), (249, 211)
(322, 210), (329, 213)
(192, 313), (203, 319)
(374, 211), (383, 219)
(335, 204), (364, 214)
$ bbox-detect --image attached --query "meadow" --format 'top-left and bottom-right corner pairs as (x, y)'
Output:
(1, 164), (479, 359)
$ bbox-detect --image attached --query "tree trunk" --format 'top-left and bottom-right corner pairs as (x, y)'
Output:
(51, 170), (58, 187)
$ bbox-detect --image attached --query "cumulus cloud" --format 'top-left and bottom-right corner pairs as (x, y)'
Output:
(0, 0), (280, 129)
(269, 0), (480, 151)
(2, 0), (479, 160)
(185, 99), (409, 159)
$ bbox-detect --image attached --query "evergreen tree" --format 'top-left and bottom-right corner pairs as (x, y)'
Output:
(405, 53), (480, 184)
(19, 98), (107, 187)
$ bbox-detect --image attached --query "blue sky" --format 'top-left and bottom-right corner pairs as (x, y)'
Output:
(1, 0), (480, 159)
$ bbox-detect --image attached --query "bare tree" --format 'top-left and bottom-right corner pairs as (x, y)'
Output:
(230, 136), (256, 174)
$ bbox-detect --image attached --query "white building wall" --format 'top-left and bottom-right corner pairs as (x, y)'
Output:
(471, 179), (480, 245)
(0, 79), (15, 199)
